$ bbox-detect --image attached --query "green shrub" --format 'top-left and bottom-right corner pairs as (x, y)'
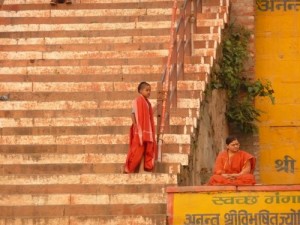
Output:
(211, 23), (275, 133)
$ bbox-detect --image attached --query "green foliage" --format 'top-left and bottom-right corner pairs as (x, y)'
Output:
(211, 23), (275, 133)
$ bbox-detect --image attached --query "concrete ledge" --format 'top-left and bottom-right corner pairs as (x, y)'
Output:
(167, 184), (300, 193)
(237, 184), (300, 192)
(166, 185), (236, 193)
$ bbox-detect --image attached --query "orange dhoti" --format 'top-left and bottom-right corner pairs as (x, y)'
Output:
(207, 150), (256, 185)
(208, 174), (256, 185)
(125, 125), (155, 172)
(124, 95), (157, 173)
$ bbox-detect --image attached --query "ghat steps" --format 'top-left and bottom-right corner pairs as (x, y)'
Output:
(0, 0), (228, 224)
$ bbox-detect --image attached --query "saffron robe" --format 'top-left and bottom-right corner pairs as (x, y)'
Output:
(124, 95), (157, 173)
(208, 150), (256, 185)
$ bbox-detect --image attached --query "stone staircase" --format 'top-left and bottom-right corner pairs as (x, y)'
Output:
(0, 0), (228, 224)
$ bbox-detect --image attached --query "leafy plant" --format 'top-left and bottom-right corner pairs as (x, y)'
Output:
(211, 23), (275, 133)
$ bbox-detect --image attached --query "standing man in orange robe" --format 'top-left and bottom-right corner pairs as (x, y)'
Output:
(124, 82), (157, 173)
(207, 136), (256, 185)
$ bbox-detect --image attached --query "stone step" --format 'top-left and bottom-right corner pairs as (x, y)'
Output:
(0, 10), (172, 20)
(0, 99), (199, 111)
(202, 5), (228, 14)
(0, 79), (204, 93)
(0, 162), (181, 174)
(0, 115), (196, 127)
(184, 63), (210, 74)
(0, 60), (211, 75)
(0, 81), (160, 93)
(0, 108), (133, 118)
(0, 72), (206, 84)
(0, 134), (190, 145)
(0, 107), (199, 119)
(0, 14), (172, 26)
(0, 64), (165, 74)
(0, 27), (171, 39)
(202, 0), (224, 6)
(0, 9), (172, 19)
(1, 92), (152, 101)
(0, 126), (131, 135)
(193, 33), (221, 42)
(193, 48), (216, 57)
(0, 153), (187, 165)
(0, 204), (167, 217)
(0, 125), (194, 138)
(0, 143), (190, 155)
(0, 36), (170, 45)
(0, 215), (167, 225)
(197, 12), (226, 20)
(3, 0), (176, 4)
(194, 40), (217, 49)
(0, 173), (177, 185)
(0, 71), (207, 82)
(0, 117), (132, 127)
(0, 21), (172, 33)
(0, 192), (167, 206)
(2, 0), (176, 10)
(197, 18), (225, 28)
(0, 49), (169, 60)
(183, 71), (208, 82)
(0, 183), (167, 194)
(196, 25), (221, 35)
(0, 42), (169, 52)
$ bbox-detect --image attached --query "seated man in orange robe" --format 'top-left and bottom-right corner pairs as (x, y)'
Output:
(207, 136), (256, 185)
(124, 82), (157, 173)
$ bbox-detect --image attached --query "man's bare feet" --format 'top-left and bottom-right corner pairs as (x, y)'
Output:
(121, 165), (129, 174)
(0, 94), (9, 101)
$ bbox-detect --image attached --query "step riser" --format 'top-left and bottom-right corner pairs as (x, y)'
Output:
(1, 163), (181, 174)
(0, 143), (190, 154)
(0, 28), (170, 38)
(0, 174), (178, 185)
(0, 204), (167, 217)
(0, 216), (167, 225)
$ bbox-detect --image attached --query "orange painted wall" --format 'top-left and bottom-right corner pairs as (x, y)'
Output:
(167, 185), (300, 225)
(255, 1), (300, 184)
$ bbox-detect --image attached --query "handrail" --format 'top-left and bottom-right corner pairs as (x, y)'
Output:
(157, 0), (202, 162)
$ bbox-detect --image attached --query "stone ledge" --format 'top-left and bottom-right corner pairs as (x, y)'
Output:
(166, 185), (300, 193)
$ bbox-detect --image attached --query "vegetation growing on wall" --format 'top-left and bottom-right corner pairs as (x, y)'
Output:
(210, 23), (275, 133)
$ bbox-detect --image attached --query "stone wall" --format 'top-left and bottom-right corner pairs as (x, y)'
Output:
(178, 89), (228, 185)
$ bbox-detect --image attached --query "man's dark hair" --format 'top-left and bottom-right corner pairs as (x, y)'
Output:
(137, 81), (150, 93)
(226, 136), (238, 145)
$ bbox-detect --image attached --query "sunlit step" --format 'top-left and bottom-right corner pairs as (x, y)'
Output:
(0, 193), (167, 206)
(3, 0), (175, 5)
(0, 36), (170, 45)
(0, 21), (172, 33)
(0, 153), (188, 165)
(0, 173), (178, 185)
(0, 134), (190, 145)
